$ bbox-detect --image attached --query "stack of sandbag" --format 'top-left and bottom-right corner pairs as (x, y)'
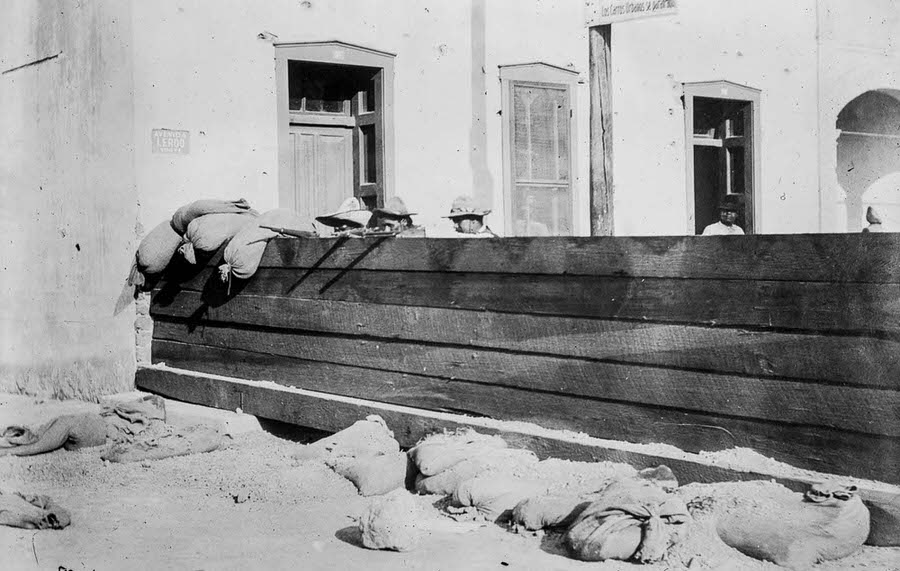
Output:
(563, 479), (691, 563)
(128, 198), (255, 286)
(708, 481), (870, 570)
(219, 208), (317, 284)
(178, 211), (259, 264)
(297, 415), (409, 497)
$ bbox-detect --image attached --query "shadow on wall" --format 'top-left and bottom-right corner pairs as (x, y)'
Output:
(836, 89), (900, 232)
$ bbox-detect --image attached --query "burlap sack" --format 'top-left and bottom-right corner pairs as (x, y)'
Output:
(178, 212), (259, 264)
(328, 452), (408, 497)
(408, 430), (508, 477)
(129, 220), (183, 286)
(294, 415), (399, 462)
(564, 480), (690, 563)
(511, 494), (594, 532)
(359, 489), (424, 551)
(171, 198), (252, 234)
(0, 490), (71, 530)
(715, 483), (870, 571)
(452, 475), (548, 522)
(414, 448), (538, 496)
(220, 209), (316, 282)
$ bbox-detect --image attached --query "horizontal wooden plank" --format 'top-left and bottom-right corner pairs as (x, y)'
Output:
(249, 234), (900, 283)
(149, 340), (900, 485)
(156, 267), (900, 335)
(151, 292), (900, 390)
(135, 365), (900, 546)
(152, 321), (900, 437)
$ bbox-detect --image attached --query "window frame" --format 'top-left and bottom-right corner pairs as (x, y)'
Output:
(275, 41), (395, 211)
(683, 81), (761, 235)
(500, 63), (580, 237)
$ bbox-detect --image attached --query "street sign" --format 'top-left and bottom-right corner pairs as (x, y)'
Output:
(585, 0), (678, 26)
(151, 129), (190, 155)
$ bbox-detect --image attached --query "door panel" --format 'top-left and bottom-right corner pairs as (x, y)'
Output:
(289, 125), (353, 215)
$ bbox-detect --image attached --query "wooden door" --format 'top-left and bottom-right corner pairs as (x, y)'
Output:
(289, 124), (353, 216)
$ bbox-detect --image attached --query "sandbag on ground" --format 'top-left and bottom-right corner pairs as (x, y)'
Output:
(452, 475), (549, 523)
(0, 490), (71, 530)
(171, 198), (253, 234)
(178, 211), (259, 264)
(564, 479), (690, 563)
(407, 430), (508, 477)
(220, 208), (316, 282)
(511, 494), (594, 532)
(129, 220), (183, 286)
(414, 448), (539, 496)
(327, 452), (409, 497)
(102, 424), (227, 463)
(359, 489), (424, 551)
(708, 481), (870, 571)
(294, 415), (399, 462)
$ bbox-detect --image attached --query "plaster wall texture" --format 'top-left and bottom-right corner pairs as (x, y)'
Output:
(0, 0), (137, 398)
(816, 0), (900, 233)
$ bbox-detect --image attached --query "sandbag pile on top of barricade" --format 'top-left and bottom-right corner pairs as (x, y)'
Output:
(129, 199), (318, 288)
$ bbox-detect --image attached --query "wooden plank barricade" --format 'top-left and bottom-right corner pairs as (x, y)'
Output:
(136, 233), (900, 540)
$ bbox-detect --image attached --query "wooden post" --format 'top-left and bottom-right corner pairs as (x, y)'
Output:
(589, 25), (614, 236)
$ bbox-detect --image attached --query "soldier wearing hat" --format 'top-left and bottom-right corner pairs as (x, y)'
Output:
(314, 197), (372, 237)
(443, 195), (498, 238)
(702, 198), (745, 236)
(370, 196), (422, 236)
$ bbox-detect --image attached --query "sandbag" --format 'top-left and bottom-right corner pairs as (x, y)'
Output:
(408, 430), (508, 477)
(452, 475), (548, 522)
(414, 448), (538, 496)
(102, 424), (226, 463)
(178, 211), (258, 264)
(715, 482), (869, 571)
(564, 480), (690, 563)
(294, 415), (399, 462)
(512, 494), (593, 532)
(129, 220), (183, 286)
(0, 490), (71, 530)
(171, 198), (252, 234)
(359, 489), (424, 551)
(328, 452), (408, 497)
(220, 209), (316, 282)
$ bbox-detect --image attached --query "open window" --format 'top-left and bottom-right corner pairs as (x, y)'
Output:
(683, 81), (760, 235)
(275, 41), (394, 215)
(500, 63), (579, 236)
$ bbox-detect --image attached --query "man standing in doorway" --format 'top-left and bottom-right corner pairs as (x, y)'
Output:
(702, 199), (745, 236)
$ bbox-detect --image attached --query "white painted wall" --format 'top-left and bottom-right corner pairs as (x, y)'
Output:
(0, 0), (137, 398)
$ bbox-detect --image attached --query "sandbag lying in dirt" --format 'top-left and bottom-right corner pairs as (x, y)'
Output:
(407, 430), (508, 477)
(564, 479), (690, 563)
(178, 211), (259, 264)
(414, 448), (539, 496)
(512, 494), (594, 532)
(102, 424), (227, 463)
(359, 489), (424, 551)
(294, 415), (400, 462)
(128, 220), (183, 286)
(171, 198), (253, 234)
(219, 208), (316, 282)
(714, 482), (870, 571)
(328, 452), (409, 497)
(0, 490), (71, 530)
(452, 475), (548, 522)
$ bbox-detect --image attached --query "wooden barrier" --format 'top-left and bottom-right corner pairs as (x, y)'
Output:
(139, 234), (900, 487)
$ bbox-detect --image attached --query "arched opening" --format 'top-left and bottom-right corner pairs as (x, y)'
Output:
(835, 89), (900, 231)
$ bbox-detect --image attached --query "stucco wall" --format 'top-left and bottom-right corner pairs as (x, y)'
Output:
(817, 0), (900, 233)
(0, 0), (137, 398)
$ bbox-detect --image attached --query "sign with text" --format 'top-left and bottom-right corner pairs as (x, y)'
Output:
(585, 0), (678, 26)
(151, 129), (190, 154)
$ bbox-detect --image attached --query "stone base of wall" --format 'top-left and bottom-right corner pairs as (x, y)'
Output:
(135, 291), (153, 366)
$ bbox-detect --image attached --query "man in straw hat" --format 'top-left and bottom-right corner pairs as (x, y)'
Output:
(369, 196), (423, 236)
(702, 197), (744, 236)
(314, 197), (372, 237)
(444, 195), (498, 238)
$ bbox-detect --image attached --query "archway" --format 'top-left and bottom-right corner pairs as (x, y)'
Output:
(835, 89), (900, 231)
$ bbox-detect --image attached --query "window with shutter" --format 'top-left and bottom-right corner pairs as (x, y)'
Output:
(500, 64), (579, 237)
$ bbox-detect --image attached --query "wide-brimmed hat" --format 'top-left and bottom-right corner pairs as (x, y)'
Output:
(373, 196), (416, 217)
(315, 197), (372, 228)
(443, 195), (491, 218)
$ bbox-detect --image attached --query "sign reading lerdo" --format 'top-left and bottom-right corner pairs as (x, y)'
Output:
(151, 129), (190, 154)
(585, 0), (677, 26)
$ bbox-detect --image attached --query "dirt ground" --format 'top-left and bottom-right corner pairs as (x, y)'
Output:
(1, 395), (898, 571)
